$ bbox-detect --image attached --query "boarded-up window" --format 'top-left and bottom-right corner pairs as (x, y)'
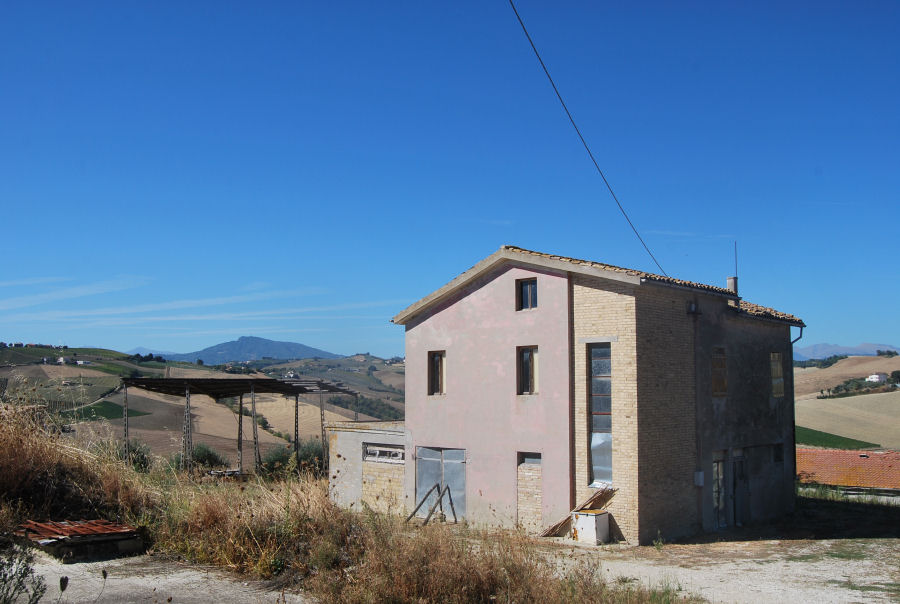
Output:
(589, 343), (612, 485)
(770, 352), (784, 398)
(712, 347), (727, 397)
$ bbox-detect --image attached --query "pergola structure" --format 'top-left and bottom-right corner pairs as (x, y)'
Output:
(120, 377), (358, 473)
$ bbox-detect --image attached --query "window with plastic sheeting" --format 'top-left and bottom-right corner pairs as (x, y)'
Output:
(363, 443), (405, 464)
(589, 343), (612, 486)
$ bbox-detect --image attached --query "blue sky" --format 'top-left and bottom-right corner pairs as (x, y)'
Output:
(1, 1), (897, 358)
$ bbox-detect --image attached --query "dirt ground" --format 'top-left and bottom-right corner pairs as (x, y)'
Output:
(252, 393), (348, 440)
(24, 497), (900, 603)
(29, 552), (309, 603)
(796, 389), (900, 450)
(541, 496), (900, 603)
(794, 356), (900, 398)
(544, 536), (899, 603)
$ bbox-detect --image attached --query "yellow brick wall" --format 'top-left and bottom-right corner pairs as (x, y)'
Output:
(361, 461), (405, 514)
(634, 287), (699, 543)
(571, 274), (639, 543)
(516, 463), (542, 534)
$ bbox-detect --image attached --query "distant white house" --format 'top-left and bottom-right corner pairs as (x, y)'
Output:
(866, 372), (888, 383)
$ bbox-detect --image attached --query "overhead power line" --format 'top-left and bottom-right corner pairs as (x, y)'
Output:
(508, 0), (668, 277)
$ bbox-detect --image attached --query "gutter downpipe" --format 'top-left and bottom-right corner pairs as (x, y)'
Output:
(790, 325), (804, 504)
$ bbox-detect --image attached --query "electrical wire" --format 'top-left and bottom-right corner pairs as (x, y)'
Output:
(508, 0), (668, 277)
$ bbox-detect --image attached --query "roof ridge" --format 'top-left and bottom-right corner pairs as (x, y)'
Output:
(393, 246), (804, 326)
(502, 244), (735, 295)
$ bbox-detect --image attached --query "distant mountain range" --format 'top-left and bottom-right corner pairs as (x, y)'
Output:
(794, 342), (899, 361)
(162, 336), (340, 364)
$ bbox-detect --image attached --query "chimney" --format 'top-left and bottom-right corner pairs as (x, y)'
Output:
(726, 276), (738, 296)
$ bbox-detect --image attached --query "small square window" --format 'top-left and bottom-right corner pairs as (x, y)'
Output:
(517, 346), (538, 394)
(516, 278), (537, 310)
(428, 351), (445, 395)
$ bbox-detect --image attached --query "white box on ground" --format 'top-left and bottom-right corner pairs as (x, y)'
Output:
(571, 510), (609, 545)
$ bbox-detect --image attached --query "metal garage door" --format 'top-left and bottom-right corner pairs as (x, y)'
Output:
(415, 447), (466, 519)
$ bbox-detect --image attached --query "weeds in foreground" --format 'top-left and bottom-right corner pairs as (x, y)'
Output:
(0, 406), (701, 603)
(0, 541), (47, 604)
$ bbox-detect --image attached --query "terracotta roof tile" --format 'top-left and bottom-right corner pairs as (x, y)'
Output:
(503, 246), (804, 326)
(797, 448), (900, 489)
(393, 245), (805, 326)
(738, 300), (805, 326)
(502, 245), (736, 296)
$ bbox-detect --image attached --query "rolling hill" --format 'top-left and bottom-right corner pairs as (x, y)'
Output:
(794, 355), (900, 451)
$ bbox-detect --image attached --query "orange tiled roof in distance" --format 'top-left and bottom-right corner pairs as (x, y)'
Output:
(796, 448), (900, 489)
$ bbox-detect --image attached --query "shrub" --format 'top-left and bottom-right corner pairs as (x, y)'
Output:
(0, 542), (47, 604)
(192, 443), (229, 469)
(261, 446), (293, 476)
(170, 444), (230, 469)
(260, 439), (325, 477)
(92, 438), (153, 472)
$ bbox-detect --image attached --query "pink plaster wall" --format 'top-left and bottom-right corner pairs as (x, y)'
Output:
(403, 263), (572, 528)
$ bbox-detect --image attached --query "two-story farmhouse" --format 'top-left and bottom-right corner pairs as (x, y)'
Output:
(328, 245), (804, 544)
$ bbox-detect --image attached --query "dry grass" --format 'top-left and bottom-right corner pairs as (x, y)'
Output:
(0, 405), (699, 603)
(0, 405), (159, 525)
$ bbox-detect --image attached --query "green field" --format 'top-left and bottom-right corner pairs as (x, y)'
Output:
(796, 426), (880, 450)
(7, 376), (122, 410)
(60, 400), (149, 421)
(0, 346), (127, 365)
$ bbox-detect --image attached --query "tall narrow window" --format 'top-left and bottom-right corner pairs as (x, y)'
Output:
(516, 278), (537, 310)
(589, 343), (612, 485)
(712, 457), (727, 528)
(517, 346), (538, 394)
(712, 347), (727, 397)
(428, 351), (445, 395)
(770, 352), (784, 398)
